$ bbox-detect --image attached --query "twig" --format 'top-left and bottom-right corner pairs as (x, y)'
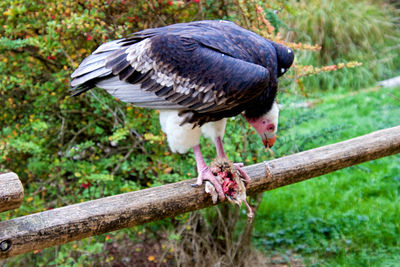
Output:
(236, 0), (251, 29)
(88, 91), (123, 127)
(61, 48), (76, 68)
(57, 114), (66, 145)
(388, 93), (400, 102)
(66, 123), (94, 151)
(148, 0), (167, 26)
(111, 146), (135, 176)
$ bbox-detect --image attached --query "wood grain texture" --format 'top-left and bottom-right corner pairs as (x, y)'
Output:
(1, 126), (400, 258)
(0, 172), (24, 213)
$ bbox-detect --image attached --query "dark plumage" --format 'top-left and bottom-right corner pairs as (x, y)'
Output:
(71, 20), (294, 201)
(70, 20), (294, 126)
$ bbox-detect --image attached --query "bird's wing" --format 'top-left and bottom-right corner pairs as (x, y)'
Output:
(71, 27), (271, 117)
(110, 33), (268, 113)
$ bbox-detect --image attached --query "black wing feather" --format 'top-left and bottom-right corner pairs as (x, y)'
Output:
(70, 20), (287, 125)
(142, 33), (271, 115)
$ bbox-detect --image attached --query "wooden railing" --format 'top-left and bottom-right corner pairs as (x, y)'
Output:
(0, 172), (24, 213)
(1, 126), (400, 259)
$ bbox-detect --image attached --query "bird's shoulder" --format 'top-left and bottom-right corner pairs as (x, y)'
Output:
(125, 20), (277, 69)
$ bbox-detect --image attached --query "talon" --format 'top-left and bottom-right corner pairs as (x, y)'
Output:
(234, 162), (244, 168)
(195, 167), (225, 200)
(226, 195), (235, 204)
(235, 164), (251, 188)
(244, 200), (254, 221)
(205, 181), (219, 204)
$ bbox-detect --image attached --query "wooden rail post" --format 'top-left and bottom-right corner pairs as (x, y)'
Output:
(0, 172), (24, 213)
(1, 126), (400, 258)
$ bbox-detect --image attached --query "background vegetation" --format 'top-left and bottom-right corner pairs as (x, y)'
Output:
(1, 0), (399, 266)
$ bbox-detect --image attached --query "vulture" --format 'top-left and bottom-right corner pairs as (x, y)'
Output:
(70, 20), (294, 201)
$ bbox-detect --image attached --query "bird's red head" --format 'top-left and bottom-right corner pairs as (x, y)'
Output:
(244, 102), (279, 149)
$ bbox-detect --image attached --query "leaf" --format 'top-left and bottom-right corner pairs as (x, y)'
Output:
(108, 127), (130, 143)
(87, 173), (114, 182)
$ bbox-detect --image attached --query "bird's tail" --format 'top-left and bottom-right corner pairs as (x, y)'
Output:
(69, 39), (125, 96)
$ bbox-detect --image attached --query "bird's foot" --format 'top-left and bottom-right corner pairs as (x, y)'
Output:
(209, 158), (254, 220)
(191, 166), (225, 202)
(233, 162), (251, 188)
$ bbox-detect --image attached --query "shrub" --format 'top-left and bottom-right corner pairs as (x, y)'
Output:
(0, 1), (289, 265)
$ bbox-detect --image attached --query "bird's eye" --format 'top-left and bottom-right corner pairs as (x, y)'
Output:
(281, 68), (286, 73)
(267, 124), (275, 131)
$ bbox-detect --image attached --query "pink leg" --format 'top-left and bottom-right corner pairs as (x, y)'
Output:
(215, 136), (227, 158)
(214, 137), (251, 187)
(192, 144), (225, 200)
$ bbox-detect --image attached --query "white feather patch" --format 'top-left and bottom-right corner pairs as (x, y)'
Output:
(126, 39), (153, 73)
(159, 110), (201, 154)
(125, 39), (212, 104)
(93, 39), (124, 54)
(265, 101), (279, 133)
(201, 119), (227, 140)
(95, 76), (181, 108)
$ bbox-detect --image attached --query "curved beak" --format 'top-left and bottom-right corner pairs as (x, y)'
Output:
(262, 135), (276, 148)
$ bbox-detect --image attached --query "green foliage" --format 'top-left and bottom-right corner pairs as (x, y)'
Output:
(283, 0), (400, 90)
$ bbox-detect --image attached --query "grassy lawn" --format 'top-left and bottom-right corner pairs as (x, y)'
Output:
(253, 85), (400, 266)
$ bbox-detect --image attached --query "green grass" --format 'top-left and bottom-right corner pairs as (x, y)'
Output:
(253, 85), (400, 266)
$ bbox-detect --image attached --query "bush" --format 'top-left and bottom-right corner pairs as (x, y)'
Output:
(0, 1), (288, 265)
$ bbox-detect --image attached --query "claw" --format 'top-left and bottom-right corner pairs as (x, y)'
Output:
(234, 164), (251, 188)
(244, 200), (254, 222)
(234, 162), (244, 168)
(192, 144), (226, 201)
(205, 181), (218, 204)
(195, 167), (225, 201)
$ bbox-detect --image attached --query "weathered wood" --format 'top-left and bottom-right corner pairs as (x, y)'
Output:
(0, 172), (24, 213)
(1, 126), (400, 258)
